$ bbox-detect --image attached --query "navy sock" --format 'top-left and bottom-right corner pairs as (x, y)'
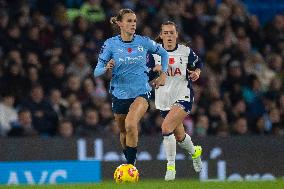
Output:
(123, 149), (127, 160)
(162, 132), (174, 137)
(125, 146), (137, 165)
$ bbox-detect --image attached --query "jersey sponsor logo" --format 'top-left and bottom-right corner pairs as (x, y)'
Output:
(118, 56), (144, 64)
(167, 67), (181, 76)
(169, 57), (175, 64)
(127, 48), (132, 53)
(137, 46), (144, 52)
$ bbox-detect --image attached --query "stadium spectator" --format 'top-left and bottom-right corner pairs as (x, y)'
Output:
(62, 74), (81, 98)
(207, 99), (228, 135)
(20, 84), (58, 136)
(216, 122), (230, 137)
(65, 100), (84, 129)
(254, 116), (268, 135)
(44, 62), (67, 92)
(49, 88), (67, 120)
(232, 116), (249, 135)
(77, 108), (103, 136)
(0, 93), (18, 136)
(7, 109), (38, 137)
(99, 102), (113, 127)
(242, 74), (266, 121)
(66, 51), (91, 81)
(0, 61), (28, 102)
(227, 99), (247, 124)
(25, 65), (41, 91)
(195, 114), (209, 137)
(58, 118), (74, 138)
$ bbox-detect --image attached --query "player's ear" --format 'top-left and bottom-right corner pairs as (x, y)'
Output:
(117, 20), (122, 27)
(176, 31), (179, 38)
(159, 32), (162, 39)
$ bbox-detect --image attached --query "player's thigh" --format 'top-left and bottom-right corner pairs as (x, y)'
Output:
(114, 114), (127, 132)
(126, 97), (149, 124)
(163, 105), (187, 128)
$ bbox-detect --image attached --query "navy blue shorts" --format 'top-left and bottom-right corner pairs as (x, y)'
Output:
(159, 100), (193, 118)
(112, 92), (151, 114)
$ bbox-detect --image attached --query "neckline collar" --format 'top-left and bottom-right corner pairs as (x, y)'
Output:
(119, 34), (136, 43)
(163, 44), (178, 52)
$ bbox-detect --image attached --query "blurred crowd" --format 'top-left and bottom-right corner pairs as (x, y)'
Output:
(0, 0), (283, 138)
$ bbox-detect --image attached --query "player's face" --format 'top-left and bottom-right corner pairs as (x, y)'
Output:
(160, 25), (178, 47)
(118, 13), (137, 35)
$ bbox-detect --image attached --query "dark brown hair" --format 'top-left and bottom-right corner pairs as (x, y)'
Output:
(155, 21), (178, 43)
(110, 9), (135, 32)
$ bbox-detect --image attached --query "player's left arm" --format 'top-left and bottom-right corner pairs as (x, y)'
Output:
(187, 49), (203, 82)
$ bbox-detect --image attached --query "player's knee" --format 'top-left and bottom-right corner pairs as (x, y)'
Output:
(161, 123), (172, 135)
(175, 133), (184, 142)
(125, 119), (137, 134)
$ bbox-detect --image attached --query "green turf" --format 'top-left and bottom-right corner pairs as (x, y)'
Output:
(0, 179), (283, 189)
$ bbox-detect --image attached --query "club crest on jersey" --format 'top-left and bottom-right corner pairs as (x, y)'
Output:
(137, 46), (144, 52)
(127, 48), (132, 53)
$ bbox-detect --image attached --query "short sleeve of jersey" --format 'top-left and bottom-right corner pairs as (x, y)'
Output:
(142, 36), (161, 53)
(94, 39), (113, 77)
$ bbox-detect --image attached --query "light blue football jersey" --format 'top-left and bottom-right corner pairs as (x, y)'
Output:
(94, 35), (168, 99)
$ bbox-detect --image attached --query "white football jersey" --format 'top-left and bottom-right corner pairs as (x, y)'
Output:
(154, 44), (197, 111)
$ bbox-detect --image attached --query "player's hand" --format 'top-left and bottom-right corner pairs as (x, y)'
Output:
(152, 72), (166, 89)
(106, 59), (115, 70)
(153, 65), (162, 72)
(187, 68), (201, 81)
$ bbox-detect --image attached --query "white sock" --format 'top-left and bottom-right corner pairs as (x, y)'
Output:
(177, 133), (195, 155)
(163, 133), (176, 167)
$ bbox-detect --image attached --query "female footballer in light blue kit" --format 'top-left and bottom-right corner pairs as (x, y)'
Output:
(94, 9), (169, 165)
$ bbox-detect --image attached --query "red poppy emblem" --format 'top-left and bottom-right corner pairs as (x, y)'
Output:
(127, 48), (132, 53)
(169, 57), (175, 64)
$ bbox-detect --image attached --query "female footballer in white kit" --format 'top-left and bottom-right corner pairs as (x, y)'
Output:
(149, 21), (203, 181)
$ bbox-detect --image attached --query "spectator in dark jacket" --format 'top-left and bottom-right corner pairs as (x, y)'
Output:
(8, 109), (38, 137)
(21, 84), (58, 136)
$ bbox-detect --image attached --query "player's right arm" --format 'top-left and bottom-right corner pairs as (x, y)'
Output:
(143, 37), (168, 87)
(94, 40), (113, 77)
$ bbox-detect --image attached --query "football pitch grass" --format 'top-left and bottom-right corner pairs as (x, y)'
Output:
(1, 179), (284, 189)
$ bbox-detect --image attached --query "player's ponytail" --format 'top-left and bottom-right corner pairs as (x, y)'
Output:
(110, 16), (117, 25)
(110, 16), (119, 33)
